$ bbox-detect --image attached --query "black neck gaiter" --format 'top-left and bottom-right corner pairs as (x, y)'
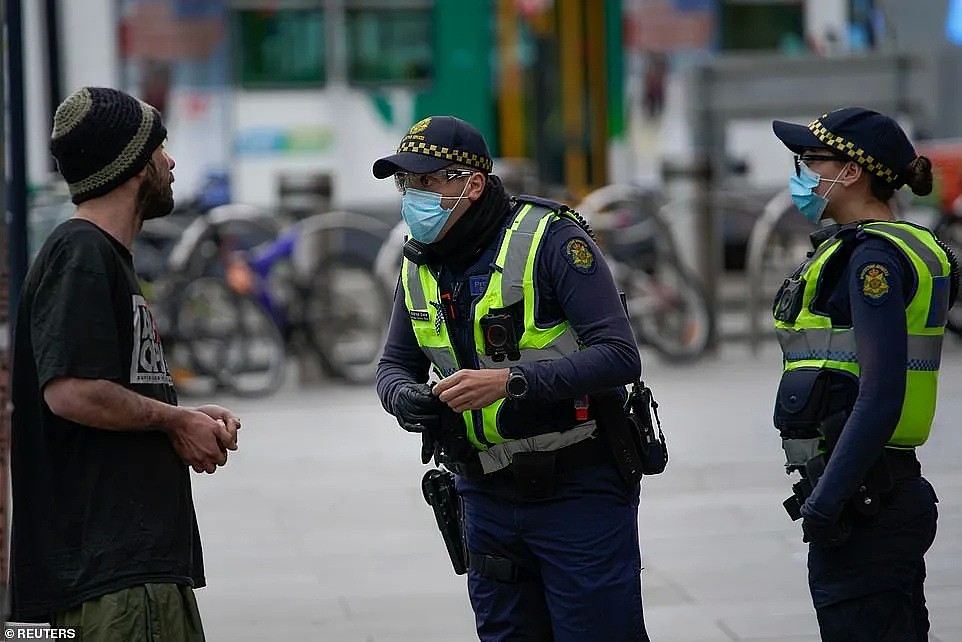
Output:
(428, 174), (514, 270)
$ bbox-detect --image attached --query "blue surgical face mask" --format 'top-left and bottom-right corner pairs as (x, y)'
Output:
(401, 184), (468, 243)
(789, 163), (845, 223)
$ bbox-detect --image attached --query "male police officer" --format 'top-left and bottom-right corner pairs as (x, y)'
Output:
(771, 107), (957, 641)
(374, 116), (650, 641)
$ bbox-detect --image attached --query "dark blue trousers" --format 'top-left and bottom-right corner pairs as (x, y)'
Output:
(808, 476), (939, 642)
(456, 463), (648, 642)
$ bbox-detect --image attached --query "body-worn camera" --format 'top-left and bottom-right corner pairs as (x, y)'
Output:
(480, 310), (521, 362)
(773, 277), (806, 323)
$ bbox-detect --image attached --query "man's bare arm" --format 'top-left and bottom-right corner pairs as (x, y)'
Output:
(44, 377), (238, 473)
(46, 377), (184, 431)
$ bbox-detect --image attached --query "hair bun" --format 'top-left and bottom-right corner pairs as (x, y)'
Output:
(904, 155), (933, 196)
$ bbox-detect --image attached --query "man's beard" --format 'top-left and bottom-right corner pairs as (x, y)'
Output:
(136, 164), (175, 223)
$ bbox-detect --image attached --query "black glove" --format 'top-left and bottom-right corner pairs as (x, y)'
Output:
(802, 514), (852, 549)
(394, 383), (440, 433)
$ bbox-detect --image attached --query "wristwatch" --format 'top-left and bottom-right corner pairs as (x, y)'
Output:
(505, 368), (529, 400)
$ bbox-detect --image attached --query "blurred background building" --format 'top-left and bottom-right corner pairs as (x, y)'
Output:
(12, 0), (961, 213)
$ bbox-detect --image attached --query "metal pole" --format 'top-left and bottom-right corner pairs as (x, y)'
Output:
(1, 0), (6, 238)
(0, 0), (8, 628)
(0, 8), (24, 616)
(686, 64), (721, 349)
(43, 0), (62, 167)
(558, 0), (588, 198)
(6, 0), (28, 309)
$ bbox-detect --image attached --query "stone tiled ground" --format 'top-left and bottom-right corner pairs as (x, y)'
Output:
(182, 342), (962, 640)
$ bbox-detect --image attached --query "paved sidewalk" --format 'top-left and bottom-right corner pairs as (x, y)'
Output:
(191, 343), (962, 641)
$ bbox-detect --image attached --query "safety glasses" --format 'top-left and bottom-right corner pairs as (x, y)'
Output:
(793, 154), (846, 177)
(394, 169), (476, 194)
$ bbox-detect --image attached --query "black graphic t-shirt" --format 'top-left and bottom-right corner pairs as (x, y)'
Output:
(10, 219), (205, 622)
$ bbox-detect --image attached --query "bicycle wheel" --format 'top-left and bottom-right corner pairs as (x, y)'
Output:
(304, 257), (390, 384)
(176, 277), (287, 397)
(616, 257), (714, 362)
(577, 184), (714, 361)
(145, 279), (220, 397)
(373, 221), (407, 296)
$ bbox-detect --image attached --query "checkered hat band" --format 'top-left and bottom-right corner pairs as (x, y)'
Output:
(397, 140), (493, 173)
(808, 118), (898, 184)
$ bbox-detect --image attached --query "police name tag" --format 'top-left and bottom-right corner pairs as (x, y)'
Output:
(469, 275), (489, 296)
(409, 310), (431, 321)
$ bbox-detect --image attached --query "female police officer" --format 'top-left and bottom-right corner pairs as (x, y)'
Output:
(771, 107), (958, 641)
(374, 116), (649, 641)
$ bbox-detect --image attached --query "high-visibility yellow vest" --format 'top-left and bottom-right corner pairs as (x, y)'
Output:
(401, 202), (581, 450)
(773, 221), (950, 447)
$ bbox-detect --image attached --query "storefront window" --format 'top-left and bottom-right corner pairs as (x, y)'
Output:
(719, 1), (804, 52)
(346, 9), (433, 84)
(232, 9), (326, 87)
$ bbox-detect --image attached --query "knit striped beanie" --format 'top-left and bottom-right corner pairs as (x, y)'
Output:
(50, 87), (167, 204)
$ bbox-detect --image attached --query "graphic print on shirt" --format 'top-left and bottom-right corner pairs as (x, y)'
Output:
(130, 294), (173, 386)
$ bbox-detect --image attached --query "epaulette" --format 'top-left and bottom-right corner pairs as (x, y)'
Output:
(511, 194), (597, 241)
(513, 193), (569, 212)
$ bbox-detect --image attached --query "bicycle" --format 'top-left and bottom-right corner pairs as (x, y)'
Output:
(576, 184), (716, 362)
(247, 209), (393, 384)
(140, 204), (288, 397)
(744, 189), (816, 352)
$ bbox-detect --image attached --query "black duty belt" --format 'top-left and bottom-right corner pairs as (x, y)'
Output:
(448, 435), (610, 482)
(884, 448), (921, 480)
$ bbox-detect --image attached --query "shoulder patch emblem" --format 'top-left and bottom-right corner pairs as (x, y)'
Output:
(409, 117), (431, 135)
(563, 238), (596, 274)
(859, 263), (890, 303)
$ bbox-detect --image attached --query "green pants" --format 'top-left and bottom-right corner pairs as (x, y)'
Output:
(51, 583), (205, 642)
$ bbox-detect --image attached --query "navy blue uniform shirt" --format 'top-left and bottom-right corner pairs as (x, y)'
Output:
(377, 214), (641, 427)
(802, 232), (916, 523)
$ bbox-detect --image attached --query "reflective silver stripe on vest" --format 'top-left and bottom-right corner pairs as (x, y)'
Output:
(477, 338), (581, 369)
(476, 421), (597, 474)
(811, 235), (842, 263)
(777, 328), (943, 369)
(405, 260), (459, 374)
(864, 223), (944, 275)
(501, 206), (551, 306)
(776, 328), (859, 362)
(423, 346), (458, 376)
(406, 259), (427, 309)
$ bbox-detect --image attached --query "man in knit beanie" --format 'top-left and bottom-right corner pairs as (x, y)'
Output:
(51, 86), (168, 204)
(10, 87), (240, 640)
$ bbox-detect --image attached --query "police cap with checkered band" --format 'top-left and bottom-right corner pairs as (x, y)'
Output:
(373, 115), (493, 179)
(773, 107), (918, 187)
